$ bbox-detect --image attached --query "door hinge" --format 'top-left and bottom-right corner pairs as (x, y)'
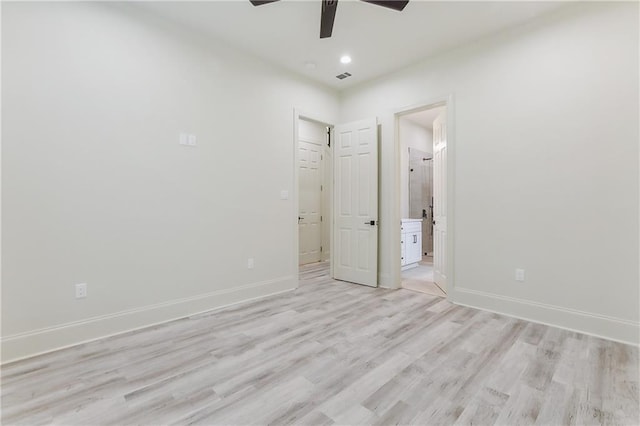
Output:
(320, 185), (323, 191)
(320, 246), (323, 252)
(320, 215), (323, 222)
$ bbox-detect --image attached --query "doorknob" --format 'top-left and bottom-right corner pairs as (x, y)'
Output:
(298, 216), (303, 223)
(364, 220), (377, 226)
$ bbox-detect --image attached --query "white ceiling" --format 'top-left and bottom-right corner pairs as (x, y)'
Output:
(132, 0), (567, 90)
(403, 106), (445, 130)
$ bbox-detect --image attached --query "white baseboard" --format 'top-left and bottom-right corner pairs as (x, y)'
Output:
(1, 276), (296, 364)
(452, 287), (640, 346)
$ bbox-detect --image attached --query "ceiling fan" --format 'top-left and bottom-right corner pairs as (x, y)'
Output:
(249, 0), (410, 39)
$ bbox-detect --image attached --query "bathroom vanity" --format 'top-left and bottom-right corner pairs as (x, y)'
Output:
(401, 218), (423, 269)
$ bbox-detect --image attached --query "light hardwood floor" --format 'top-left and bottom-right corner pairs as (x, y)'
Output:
(2, 262), (638, 425)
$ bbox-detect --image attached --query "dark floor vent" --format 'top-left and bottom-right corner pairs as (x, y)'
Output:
(336, 72), (352, 80)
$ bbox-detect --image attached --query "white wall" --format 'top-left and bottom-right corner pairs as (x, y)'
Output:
(340, 2), (639, 343)
(399, 118), (432, 218)
(1, 2), (339, 362)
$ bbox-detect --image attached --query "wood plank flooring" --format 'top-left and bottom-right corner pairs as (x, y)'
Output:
(2, 262), (638, 425)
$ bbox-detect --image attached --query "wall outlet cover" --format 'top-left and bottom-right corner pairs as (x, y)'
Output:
(75, 283), (87, 299)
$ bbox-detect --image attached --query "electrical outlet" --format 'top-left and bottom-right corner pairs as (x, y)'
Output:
(75, 283), (87, 299)
(247, 258), (254, 269)
(515, 269), (525, 282)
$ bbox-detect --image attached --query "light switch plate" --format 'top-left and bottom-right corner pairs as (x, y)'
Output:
(180, 133), (196, 147)
(280, 190), (289, 200)
(179, 133), (188, 146)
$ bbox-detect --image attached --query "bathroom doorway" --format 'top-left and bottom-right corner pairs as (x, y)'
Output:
(398, 105), (446, 297)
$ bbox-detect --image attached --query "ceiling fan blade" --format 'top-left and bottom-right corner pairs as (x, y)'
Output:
(249, 0), (280, 5)
(360, 0), (409, 11)
(320, 0), (338, 39)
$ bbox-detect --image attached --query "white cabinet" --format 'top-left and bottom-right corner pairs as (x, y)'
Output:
(401, 219), (423, 268)
(407, 231), (422, 265)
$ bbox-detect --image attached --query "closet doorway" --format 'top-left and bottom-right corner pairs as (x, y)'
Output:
(297, 116), (332, 266)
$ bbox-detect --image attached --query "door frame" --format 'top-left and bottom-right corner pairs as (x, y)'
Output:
(391, 95), (456, 296)
(293, 109), (334, 282)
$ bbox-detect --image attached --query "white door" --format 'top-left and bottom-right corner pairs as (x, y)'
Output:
(432, 112), (447, 291)
(298, 135), (323, 265)
(333, 117), (378, 287)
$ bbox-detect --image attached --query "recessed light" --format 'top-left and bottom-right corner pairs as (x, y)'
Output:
(340, 55), (351, 64)
(304, 61), (317, 70)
